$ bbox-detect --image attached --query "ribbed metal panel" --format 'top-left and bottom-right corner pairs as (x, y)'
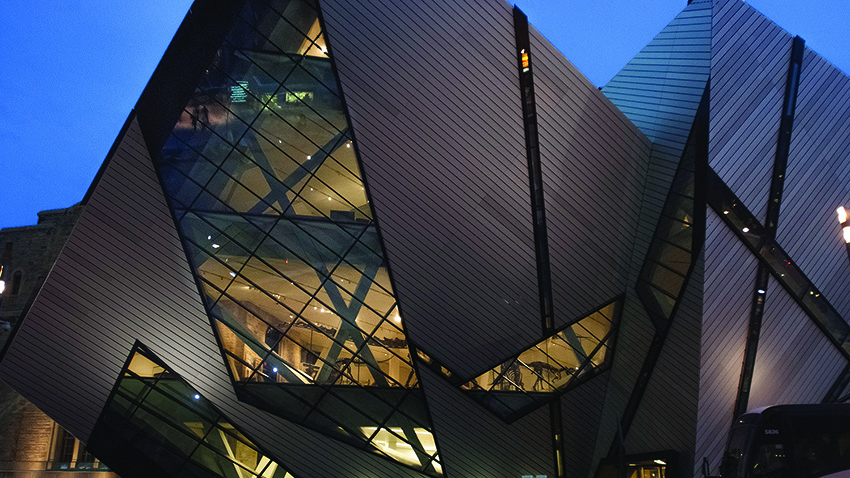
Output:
(696, 208), (758, 474)
(0, 115), (425, 478)
(418, 366), (554, 478)
(588, 8), (713, 466)
(603, 1), (711, 261)
(626, 249), (703, 478)
(560, 372), (610, 478)
(320, 0), (540, 377)
(748, 276), (848, 409)
(0, 116), (210, 439)
(530, 27), (651, 327)
(603, 1), (711, 148)
(589, 291), (655, 474)
(776, 48), (850, 321)
(709, 0), (792, 221)
(582, 8), (713, 467)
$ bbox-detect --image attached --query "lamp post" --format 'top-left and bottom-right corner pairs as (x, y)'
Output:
(836, 207), (850, 263)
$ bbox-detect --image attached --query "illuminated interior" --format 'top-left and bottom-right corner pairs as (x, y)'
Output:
(92, 345), (296, 478)
(464, 302), (616, 394)
(154, 0), (440, 474)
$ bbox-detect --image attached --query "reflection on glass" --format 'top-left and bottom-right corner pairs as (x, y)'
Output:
(363, 427), (441, 471)
(154, 0), (440, 474)
(92, 345), (295, 478)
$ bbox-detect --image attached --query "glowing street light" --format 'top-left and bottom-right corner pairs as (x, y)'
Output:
(838, 207), (850, 243)
(836, 206), (850, 265)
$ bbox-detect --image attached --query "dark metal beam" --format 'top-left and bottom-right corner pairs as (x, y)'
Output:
(732, 35), (805, 421)
(513, 7), (563, 477)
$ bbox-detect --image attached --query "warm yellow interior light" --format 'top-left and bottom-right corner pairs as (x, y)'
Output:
(838, 206), (848, 223)
(842, 226), (850, 243)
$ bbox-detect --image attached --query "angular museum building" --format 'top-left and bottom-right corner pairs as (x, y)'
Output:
(1, 0), (849, 476)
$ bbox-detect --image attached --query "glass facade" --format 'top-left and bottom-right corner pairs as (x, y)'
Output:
(636, 129), (698, 328)
(91, 344), (295, 478)
(460, 301), (619, 420)
(153, 0), (440, 474)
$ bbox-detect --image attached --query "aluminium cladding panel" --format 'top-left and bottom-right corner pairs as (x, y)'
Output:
(601, 1), (710, 287)
(709, 0), (792, 221)
(0, 116), (209, 440)
(319, 0), (540, 376)
(0, 116), (423, 478)
(418, 366), (555, 478)
(696, 208), (757, 475)
(589, 290), (656, 472)
(529, 27), (651, 327)
(559, 371), (610, 478)
(748, 275), (848, 409)
(602, 0), (711, 149)
(626, 250), (703, 478)
(776, 48), (850, 320)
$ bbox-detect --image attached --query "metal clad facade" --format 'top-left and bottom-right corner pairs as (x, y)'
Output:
(696, 209), (757, 473)
(776, 48), (850, 320)
(603, 1), (711, 259)
(591, 292), (655, 472)
(595, 4), (711, 471)
(710, 0), (792, 221)
(626, 251), (703, 478)
(749, 277), (848, 408)
(603, 1), (712, 147)
(0, 116), (423, 478)
(531, 27), (651, 326)
(319, 0), (540, 377)
(0, 117), (208, 439)
(6, 2), (850, 477)
(560, 373), (610, 478)
(418, 367), (554, 478)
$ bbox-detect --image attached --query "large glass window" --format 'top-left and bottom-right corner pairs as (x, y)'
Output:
(90, 344), (295, 478)
(636, 122), (698, 327)
(456, 300), (620, 420)
(154, 1), (440, 474)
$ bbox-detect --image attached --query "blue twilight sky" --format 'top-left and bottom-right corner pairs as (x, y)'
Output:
(0, 1), (847, 229)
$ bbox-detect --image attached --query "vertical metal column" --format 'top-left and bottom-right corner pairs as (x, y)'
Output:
(512, 7), (563, 477)
(732, 36), (805, 421)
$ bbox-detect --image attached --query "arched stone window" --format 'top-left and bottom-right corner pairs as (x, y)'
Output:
(11, 270), (22, 295)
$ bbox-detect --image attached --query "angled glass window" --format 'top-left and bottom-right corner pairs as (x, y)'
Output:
(457, 300), (620, 421)
(88, 344), (295, 478)
(153, 0), (440, 474)
(636, 121), (698, 327)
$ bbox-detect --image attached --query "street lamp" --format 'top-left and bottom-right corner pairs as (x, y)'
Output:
(836, 207), (850, 262)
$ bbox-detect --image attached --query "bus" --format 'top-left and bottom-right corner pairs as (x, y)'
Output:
(722, 404), (850, 478)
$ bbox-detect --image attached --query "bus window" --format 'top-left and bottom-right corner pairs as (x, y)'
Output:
(751, 443), (786, 476)
(723, 406), (850, 478)
(750, 412), (787, 477)
(791, 416), (850, 477)
(725, 424), (754, 478)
